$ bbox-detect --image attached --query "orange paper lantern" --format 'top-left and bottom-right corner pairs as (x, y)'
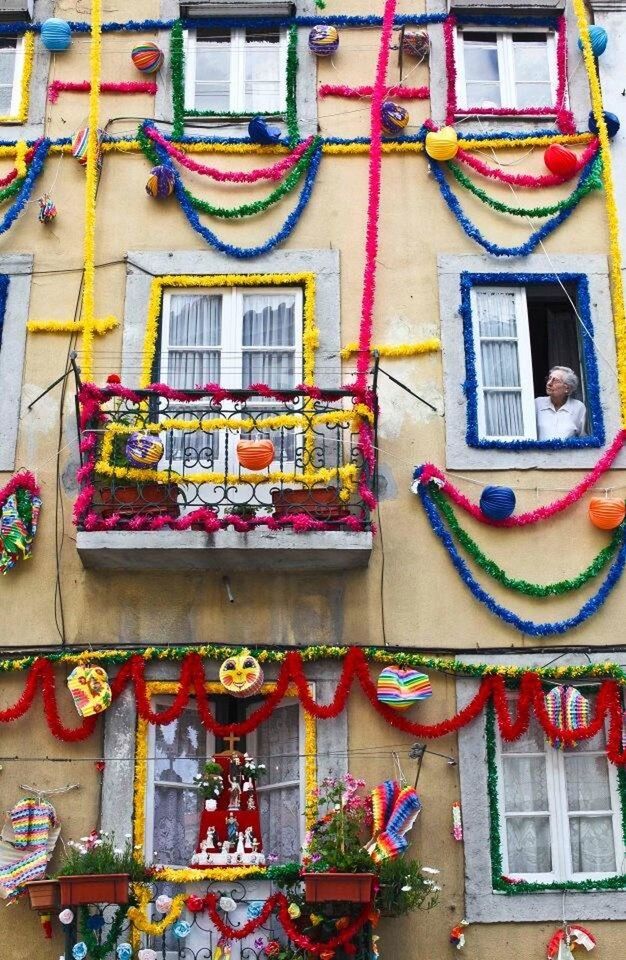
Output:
(236, 439), (275, 471)
(588, 497), (626, 530)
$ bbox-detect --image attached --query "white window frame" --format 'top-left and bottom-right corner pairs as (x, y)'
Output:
(183, 26), (288, 115)
(455, 26), (558, 113)
(494, 715), (625, 884)
(470, 285), (537, 442)
(0, 36), (25, 118)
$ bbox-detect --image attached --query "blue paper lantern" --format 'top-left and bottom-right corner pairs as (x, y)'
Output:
(308, 25), (339, 57)
(145, 165), (175, 199)
(589, 110), (620, 138)
(479, 486), (516, 521)
(125, 432), (164, 467)
(248, 116), (282, 145)
(381, 101), (409, 137)
(578, 25), (608, 57)
(41, 19), (72, 52)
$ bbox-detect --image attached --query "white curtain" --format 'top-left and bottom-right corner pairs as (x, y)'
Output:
(475, 289), (524, 437)
(0, 42), (16, 115)
(244, 29), (283, 113)
(254, 703), (301, 863)
(242, 294), (296, 389)
(166, 294), (222, 390)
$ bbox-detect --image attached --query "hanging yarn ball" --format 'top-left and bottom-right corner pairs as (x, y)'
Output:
(125, 432), (164, 468)
(589, 110), (620, 138)
(543, 144), (579, 179)
(578, 25), (608, 57)
(544, 685), (590, 749)
(145, 164), (175, 199)
(402, 30), (430, 59)
(381, 101), (409, 137)
(173, 920), (191, 939)
(219, 649), (264, 697)
(131, 42), (164, 74)
(425, 126), (459, 161)
(38, 194), (57, 224)
(248, 116), (282, 146)
(479, 485), (516, 521)
(72, 127), (103, 168)
(588, 497), (626, 530)
(308, 25), (339, 57)
(376, 666), (433, 711)
(41, 19), (72, 52)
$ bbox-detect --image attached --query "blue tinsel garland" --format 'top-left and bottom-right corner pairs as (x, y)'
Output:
(415, 478), (626, 636)
(429, 154), (599, 258)
(0, 139), (49, 236)
(150, 138), (322, 259)
(0, 274), (9, 351)
(460, 272), (605, 450)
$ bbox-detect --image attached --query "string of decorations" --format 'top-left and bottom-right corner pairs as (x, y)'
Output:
(447, 156), (603, 218)
(429, 485), (624, 598)
(47, 80), (156, 103)
(454, 139), (599, 187)
(415, 479), (626, 637)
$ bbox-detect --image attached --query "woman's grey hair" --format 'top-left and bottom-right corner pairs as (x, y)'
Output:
(549, 365), (578, 394)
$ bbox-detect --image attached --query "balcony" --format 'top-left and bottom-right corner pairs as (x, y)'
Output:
(75, 383), (376, 572)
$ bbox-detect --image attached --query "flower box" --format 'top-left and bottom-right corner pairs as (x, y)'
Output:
(25, 879), (60, 910)
(58, 873), (130, 906)
(302, 872), (376, 903)
(271, 487), (349, 521)
(98, 483), (181, 520)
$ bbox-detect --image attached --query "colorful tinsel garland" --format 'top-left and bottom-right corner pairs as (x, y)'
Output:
(47, 80), (157, 103)
(455, 139), (599, 188)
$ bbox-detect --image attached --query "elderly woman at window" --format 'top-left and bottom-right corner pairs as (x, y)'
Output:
(535, 366), (586, 440)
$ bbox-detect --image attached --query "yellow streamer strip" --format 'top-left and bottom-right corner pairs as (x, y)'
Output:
(340, 338), (441, 359)
(27, 317), (118, 334)
(0, 33), (33, 125)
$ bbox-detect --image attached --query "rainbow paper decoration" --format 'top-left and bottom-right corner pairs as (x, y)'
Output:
(370, 787), (422, 862)
(544, 685), (590, 749)
(377, 666), (433, 710)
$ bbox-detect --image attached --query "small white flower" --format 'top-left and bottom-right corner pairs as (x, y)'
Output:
(421, 867), (440, 874)
(401, 885), (412, 892)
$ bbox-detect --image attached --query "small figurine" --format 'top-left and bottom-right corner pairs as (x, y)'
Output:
(221, 840), (231, 855)
(228, 774), (242, 810)
(226, 813), (239, 845)
(247, 794), (256, 811)
(243, 778), (253, 793)
(252, 838), (259, 853)
(244, 826), (254, 850)
(205, 826), (216, 850)
(236, 832), (245, 856)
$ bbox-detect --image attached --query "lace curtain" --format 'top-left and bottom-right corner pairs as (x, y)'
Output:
(165, 294), (222, 390)
(254, 703), (301, 863)
(474, 288), (525, 437)
(242, 294), (296, 389)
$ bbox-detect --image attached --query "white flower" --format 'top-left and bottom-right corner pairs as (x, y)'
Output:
(421, 867), (440, 874)
(401, 885), (412, 892)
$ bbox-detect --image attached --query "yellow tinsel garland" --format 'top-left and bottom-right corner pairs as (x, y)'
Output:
(340, 339), (441, 360)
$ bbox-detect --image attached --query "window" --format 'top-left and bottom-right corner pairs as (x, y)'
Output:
(456, 28), (557, 112)
(0, 259), (31, 471)
(184, 26), (288, 114)
(494, 704), (624, 884)
(0, 36), (25, 117)
(461, 273), (604, 448)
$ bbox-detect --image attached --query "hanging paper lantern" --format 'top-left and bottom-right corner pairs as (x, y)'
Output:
(402, 30), (429, 59)
(425, 126), (458, 161)
(219, 649), (264, 697)
(72, 127), (103, 168)
(308, 25), (339, 57)
(545, 685), (590, 748)
(588, 497), (626, 530)
(41, 19), (72, 52)
(589, 110), (620, 138)
(125, 431), (164, 468)
(578, 25), (608, 57)
(248, 116), (282, 146)
(155, 895), (173, 914)
(131, 42), (164, 74)
(381, 101), (409, 137)
(173, 920), (191, 939)
(236, 439), (275, 470)
(38, 194), (57, 224)
(377, 666), (433, 711)
(543, 144), (579, 179)
(479, 485), (516, 521)
(146, 165), (175, 199)
(67, 665), (112, 717)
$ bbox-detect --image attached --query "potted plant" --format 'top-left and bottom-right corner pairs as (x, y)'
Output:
(224, 504), (260, 522)
(55, 831), (147, 905)
(271, 487), (349, 521)
(25, 877), (61, 911)
(300, 774), (376, 903)
(193, 760), (224, 811)
(375, 858), (440, 917)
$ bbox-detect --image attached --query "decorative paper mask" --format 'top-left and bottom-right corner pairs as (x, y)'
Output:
(219, 650), (264, 698)
(67, 666), (112, 717)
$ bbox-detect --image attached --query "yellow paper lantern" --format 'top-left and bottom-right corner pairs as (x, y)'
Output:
(588, 497), (626, 530)
(425, 126), (459, 161)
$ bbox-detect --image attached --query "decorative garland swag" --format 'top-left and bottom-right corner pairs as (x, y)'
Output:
(6, 649), (626, 764)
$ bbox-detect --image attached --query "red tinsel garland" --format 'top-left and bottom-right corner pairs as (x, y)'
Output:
(3, 648), (626, 762)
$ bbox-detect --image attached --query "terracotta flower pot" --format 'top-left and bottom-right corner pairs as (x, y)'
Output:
(25, 879), (60, 910)
(97, 483), (181, 520)
(58, 873), (130, 906)
(302, 872), (376, 903)
(236, 439), (275, 471)
(271, 487), (349, 521)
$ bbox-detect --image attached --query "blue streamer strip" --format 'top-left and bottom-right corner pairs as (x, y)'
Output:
(0, 139), (49, 236)
(0, 274), (9, 352)
(429, 153), (599, 258)
(150, 137), (322, 259)
(415, 478), (626, 636)
(459, 272), (605, 450)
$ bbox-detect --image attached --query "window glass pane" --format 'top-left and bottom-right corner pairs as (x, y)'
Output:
(256, 703), (299, 784)
(463, 39), (499, 81)
(246, 27), (281, 44)
(167, 350), (221, 390)
(243, 352), (295, 388)
(0, 42), (16, 86)
(480, 342), (521, 387)
(484, 392), (524, 437)
(512, 37), (550, 81)
(242, 295), (295, 346)
(565, 755), (612, 811)
(195, 86), (231, 112)
(154, 709), (206, 783)
(501, 715), (545, 753)
(465, 83), (502, 109)
(570, 817), (616, 873)
(258, 785), (300, 862)
(475, 289), (518, 337)
(506, 817), (552, 873)
(195, 34), (231, 110)
(515, 83), (553, 109)
(153, 786), (203, 866)
(195, 43), (230, 82)
(169, 295), (222, 347)
(502, 756), (549, 811)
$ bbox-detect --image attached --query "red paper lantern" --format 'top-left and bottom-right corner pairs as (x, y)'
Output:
(543, 144), (579, 179)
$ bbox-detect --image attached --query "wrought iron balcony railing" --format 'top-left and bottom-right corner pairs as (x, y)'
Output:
(74, 383), (377, 534)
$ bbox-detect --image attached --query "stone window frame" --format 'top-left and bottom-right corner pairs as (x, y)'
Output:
(425, 0), (592, 133)
(0, 254), (33, 471)
(122, 249), (341, 390)
(457, 652), (626, 922)
(156, 0), (317, 138)
(1, 0), (54, 142)
(437, 253), (623, 470)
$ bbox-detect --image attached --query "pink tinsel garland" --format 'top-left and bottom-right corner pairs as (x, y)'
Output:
(0, 470), (40, 508)
(47, 80), (157, 104)
(418, 430), (626, 527)
(455, 138), (599, 187)
(356, 0), (398, 388)
(145, 124), (314, 183)
(318, 84), (429, 100)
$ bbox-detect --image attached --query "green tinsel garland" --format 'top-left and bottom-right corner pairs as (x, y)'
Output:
(485, 705), (626, 894)
(0, 178), (23, 204)
(448, 156), (603, 219)
(137, 125), (319, 219)
(285, 24), (300, 145)
(170, 19), (185, 139)
(430, 485), (623, 597)
(79, 904), (129, 959)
